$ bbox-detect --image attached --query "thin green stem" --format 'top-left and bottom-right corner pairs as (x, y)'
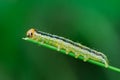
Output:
(23, 37), (120, 73)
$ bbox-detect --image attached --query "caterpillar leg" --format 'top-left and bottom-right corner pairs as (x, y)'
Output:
(65, 49), (69, 54)
(83, 55), (89, 62)
(55, 41), (61, 51)
(57, 45), (60, 51)
(75, 53), (80, 58)
(104, 61), (108, 68)
(37, 36), (44, 44)
(40, 40), (44, 44)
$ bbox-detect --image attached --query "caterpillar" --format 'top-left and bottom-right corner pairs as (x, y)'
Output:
(26, 28), (109, 67)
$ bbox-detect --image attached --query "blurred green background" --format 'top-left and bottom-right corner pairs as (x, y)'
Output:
(0, 0), (120, 80)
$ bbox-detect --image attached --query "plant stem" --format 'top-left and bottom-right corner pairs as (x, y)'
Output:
(23, 37), (120, 73)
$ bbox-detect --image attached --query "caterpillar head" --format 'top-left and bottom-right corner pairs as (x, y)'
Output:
(26, 28), (36, 38)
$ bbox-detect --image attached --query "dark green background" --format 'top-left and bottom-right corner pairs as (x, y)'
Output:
(0, 0), (120, 80)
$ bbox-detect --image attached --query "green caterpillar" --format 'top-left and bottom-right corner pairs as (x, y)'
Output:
(26, 28), (109, 67)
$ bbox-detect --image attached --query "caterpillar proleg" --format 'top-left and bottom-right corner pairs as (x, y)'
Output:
(26, 28), (109, 67)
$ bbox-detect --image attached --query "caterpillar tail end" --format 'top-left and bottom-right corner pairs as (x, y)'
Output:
(105, 62), (109, 68)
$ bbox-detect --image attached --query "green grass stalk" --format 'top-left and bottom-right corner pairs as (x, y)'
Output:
(23, 37), (120, 73)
